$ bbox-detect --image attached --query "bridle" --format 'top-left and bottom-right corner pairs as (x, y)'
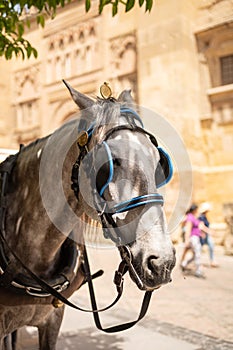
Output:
(71, 108), (167, 287)
(69, 107), (170, 331)
(0, 107), (172, 333)
(72, 130), (164, 239)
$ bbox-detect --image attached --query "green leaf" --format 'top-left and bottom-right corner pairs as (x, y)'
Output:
(112, 0), (118, 16)
(32, 47), (38, 58)
(112, 4), (118, 16)
(17, 22), (24, 37)
(36, 0), (44, 11)
(5, 45), (14, 60)
(126, 0), (135, 12)
(26, 46), (32, 58)
(25, 19), (31, 29)
(37, 14), (45, 27)
(18, 47), (25, 60)
(85, 0), (91, 12)
(145, 0), (153, 12)
(99, 0), (111, 14)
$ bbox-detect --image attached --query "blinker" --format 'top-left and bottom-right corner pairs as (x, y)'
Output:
(77, 131), (89, 147)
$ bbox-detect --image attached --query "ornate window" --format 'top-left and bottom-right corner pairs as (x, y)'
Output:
(220, 55), (233, 85)
(109, 33), (138, 101)
(13, 66), (41, 143)
(196, 21), (233, 125)
(45, 19), (100, 83)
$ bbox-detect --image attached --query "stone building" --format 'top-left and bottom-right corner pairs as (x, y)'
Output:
(0, 0), (232, 244)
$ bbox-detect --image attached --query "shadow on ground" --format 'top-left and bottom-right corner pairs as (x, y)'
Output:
(57, 328), (124, 350)
(17, 326), (125, 350)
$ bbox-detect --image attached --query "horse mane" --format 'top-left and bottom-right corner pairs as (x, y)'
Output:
(95, 97), (121, 127)
(18, 119), (79, 159)
(20, 135), (50, 154)
(13, 97), (126, 182)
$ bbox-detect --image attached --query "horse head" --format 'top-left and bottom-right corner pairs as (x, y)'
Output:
(64, 81), (176, 291)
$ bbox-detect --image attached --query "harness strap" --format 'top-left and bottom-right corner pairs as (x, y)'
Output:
(82, 245), (153, 333)
(0, 223), (153, 331)
(0, 154), (18, 233)
(0, 226), (124, 312)
(0, 268), (83, 307)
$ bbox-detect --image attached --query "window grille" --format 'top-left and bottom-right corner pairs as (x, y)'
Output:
(220, 55), (233, 85)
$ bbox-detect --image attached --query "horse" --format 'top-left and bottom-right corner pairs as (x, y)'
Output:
(0, 82), (176, 349)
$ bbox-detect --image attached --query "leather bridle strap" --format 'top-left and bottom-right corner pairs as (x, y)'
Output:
(82, 245), (153, 333)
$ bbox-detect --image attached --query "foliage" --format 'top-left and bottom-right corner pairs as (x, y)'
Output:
(0, 0), (153, 60)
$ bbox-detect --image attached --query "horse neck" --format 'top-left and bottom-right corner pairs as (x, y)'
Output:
(6, 134), (80, 277)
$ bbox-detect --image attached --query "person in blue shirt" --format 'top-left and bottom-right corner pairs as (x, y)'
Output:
(198, 202), (218, 267)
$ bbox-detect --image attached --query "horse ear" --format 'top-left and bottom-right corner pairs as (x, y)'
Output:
(63, 80), (94, 110)
(117, 89), (134, 105)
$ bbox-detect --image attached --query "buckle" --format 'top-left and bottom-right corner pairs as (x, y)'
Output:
(114, 270), (124, 288)
(26, 286), (51, 297)
(14, 280), (70, 298)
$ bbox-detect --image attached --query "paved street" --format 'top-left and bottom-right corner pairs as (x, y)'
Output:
(18, 244), (233, 349)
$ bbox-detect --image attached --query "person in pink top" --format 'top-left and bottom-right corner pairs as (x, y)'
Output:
(180, 204), (212, 278)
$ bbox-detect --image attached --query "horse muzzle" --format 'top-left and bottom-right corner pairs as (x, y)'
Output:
(143, 254), (176, 290)
(120, 245), (176, 291)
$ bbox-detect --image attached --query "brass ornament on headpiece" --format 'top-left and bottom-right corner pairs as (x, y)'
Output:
(77, 131), (89, 147)
(100, 82), (112, 99)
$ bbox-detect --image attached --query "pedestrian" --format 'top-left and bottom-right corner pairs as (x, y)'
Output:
(198, 202), (218, 267)
(180, 210), (188, 243)
(180, 204), (211, 278)
(180, 210), (192, 264)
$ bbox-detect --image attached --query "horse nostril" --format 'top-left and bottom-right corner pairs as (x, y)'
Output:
(147, 255), (160, 272)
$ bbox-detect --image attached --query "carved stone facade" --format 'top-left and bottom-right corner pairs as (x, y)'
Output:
(45, 19), (101, 85)
(0, 0), (233, 245)
(13, 65), (41, 143)
(108, 33), (138, 99)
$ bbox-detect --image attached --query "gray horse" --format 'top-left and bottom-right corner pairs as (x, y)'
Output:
(0, 83), (176, 349)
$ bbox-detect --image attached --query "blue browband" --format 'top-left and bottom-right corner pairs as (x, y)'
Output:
(120, 108), (144, 128)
